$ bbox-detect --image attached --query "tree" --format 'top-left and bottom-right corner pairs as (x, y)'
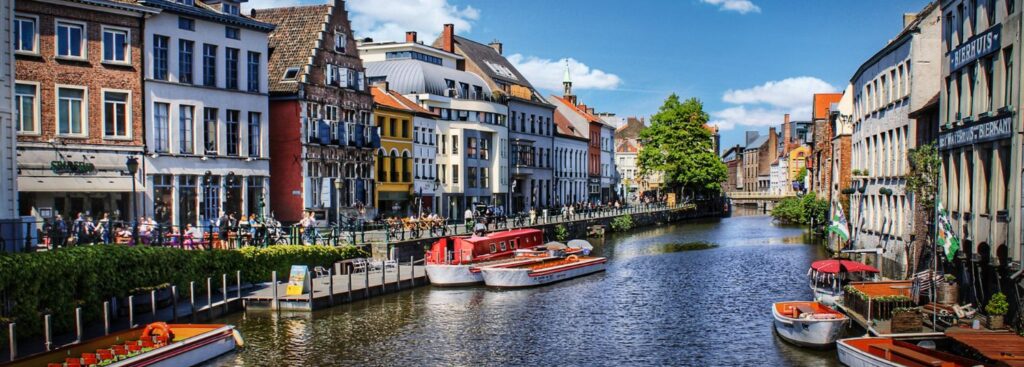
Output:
(906, 143), (940, 215)
(638, 95), (727, 196)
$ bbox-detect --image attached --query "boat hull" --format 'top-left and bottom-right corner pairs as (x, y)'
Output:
(772, 302), (847, 348)
(113, 326), (237, 367)
(836, 339), (903, 367)
(480, 259), (606, 288)
(425, 264), (483, 286)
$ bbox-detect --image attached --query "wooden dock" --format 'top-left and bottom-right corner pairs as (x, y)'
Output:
(946, 328), (1024, 366)
(833, 302), (944, 338)
(243, 264), (428, 311)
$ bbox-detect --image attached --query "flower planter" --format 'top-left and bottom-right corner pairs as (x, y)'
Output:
(989, 315), (1005, 329)
(891, 309), (923, 333)
(938, 283), (959, 305)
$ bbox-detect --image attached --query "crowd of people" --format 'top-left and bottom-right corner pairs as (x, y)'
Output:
(40, 211), (273, 249)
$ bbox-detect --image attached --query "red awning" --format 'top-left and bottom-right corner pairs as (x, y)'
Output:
(810, 259), (880, 274)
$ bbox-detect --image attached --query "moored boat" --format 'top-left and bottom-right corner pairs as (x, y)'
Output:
(4, 322), (241, 367)
(424, 229), (545, 286)
(836, 337), (983, 367)
(771, 301), (848, 348)
(808, 259), (880, 306)
(479, 254), (607, 288)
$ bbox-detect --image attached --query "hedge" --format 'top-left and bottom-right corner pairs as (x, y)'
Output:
(0, 244), (365, 345)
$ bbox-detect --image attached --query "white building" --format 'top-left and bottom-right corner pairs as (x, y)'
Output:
(412, 109), (439, 214)
(1, 0), (26, 251)
(553, 109), (588, 205)
(600, 122), (615, 202)
(141, 0), (274, 227)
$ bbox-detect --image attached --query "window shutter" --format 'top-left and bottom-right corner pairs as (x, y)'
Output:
(357, 71), (365, 91)
(339, 68), (350, 88)
(326, 64), (335, 85)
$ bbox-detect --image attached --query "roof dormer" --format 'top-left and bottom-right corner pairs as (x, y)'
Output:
(203, 0), (243, 16)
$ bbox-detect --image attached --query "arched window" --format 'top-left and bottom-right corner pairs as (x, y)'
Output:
(402, 150), (411, 182)
(377, 149), (386, 181)
(389, 149), (399, 183)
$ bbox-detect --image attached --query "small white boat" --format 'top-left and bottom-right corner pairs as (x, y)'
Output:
(424, 229), (546, 286)
(772, 301), (848, 348)
(837, 337), (983, 367)
(808, 259), (880, 306)
(479, 254), (607, 288)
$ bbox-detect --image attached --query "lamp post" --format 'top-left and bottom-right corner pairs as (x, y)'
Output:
(125, 157), (140, 245)
(334, 179), (342, 226)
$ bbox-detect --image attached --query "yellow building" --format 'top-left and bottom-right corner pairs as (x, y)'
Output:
(372, 86), (418, 217)
(787, 145), (811, 182)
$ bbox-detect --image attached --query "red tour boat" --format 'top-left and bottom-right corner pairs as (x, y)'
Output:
(425, 228), (545, 286)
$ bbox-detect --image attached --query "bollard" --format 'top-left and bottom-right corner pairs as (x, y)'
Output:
(222, 274), (228, 313)
(128, 295), (135, 328)
(8, 322), (15, 361)
(43, 314), (52, 351)
(150, 290), (157, 318)
(206, 277), (212, 318)
(364, 265), (369, 298)
(381, 261), (386, 293)
(271, 271), (279, 311)
(189, 281), (196, 322)
(74, 307), (82, 343)
(103, 301), (110, 335)
(171, 286), (179, 322)
(236, 270), (242, 300)
(347, 270), (353, 302)
(410, 256), (416, 288)
(306, 271), (314, 307)
(397, 259), (401, 291)
(328, 268), (335, 306)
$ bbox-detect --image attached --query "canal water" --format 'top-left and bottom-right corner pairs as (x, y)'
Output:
(205, 215), (840, 366)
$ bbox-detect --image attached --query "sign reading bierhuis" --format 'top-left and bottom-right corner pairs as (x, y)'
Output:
(949, 23), (1001, 72)
(938, 113), (1013, 150)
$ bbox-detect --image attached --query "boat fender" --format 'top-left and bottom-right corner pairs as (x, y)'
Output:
(141, 322), (174, 342)
(566, 255), (579, 262)
(232, 328), (245, 349)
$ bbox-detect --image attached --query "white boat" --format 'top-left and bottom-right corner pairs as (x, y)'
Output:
(479, 255), (607, 288)
(772, 301), (848, 348)
(808, 259), (880, 306)
(837, 337), (983, 367)
(424, 229), (546, 286)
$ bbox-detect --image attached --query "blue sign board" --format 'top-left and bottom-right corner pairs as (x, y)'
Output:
(938, 112), (1013, 150)
(949, 24), (1001, 72)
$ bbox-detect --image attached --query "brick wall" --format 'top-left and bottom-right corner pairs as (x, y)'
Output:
(812, 119), (832, 198)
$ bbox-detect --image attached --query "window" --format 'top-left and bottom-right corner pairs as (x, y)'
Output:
(452, 135), (459, 154)
(103, 91), (130, 138)
(247, 52), (260, 92)
(102, 27), (129, 63)
(384, 51), (441, 65)
(225, 27), (240, 40)
(226, 110), (240, 156)
(14, 16), (37, 53)
(968, 64), (977, 116)
(468, 167), (477, 188)
(154, 35), (169, 80)
(223, 2), (239, 15)
(204, 108), (218, 155)
(178, 40), (194, 84)
(56, 21), (85, 58)
(203, 44), (218, 87)
(334, 28), (347, 53)
(452, 164), (459, 184)
(481, 167), (489, 188)
(57, 87), (86, 136)
(282, 67), (299, 80)
(226, 48), (239, 89)
(178, 17), (195, 31)
(402, 120), (410, 138)
(988, 0), (997, 25)
(248, 112), (261, 157)
(14, 83), (38, 134)
(1005, 47), (1014, 108)
(177, 0), (194, 5)
(984, 56), (994, 112)
(153, 102), (169, 152)
(180, 105), (195, 154)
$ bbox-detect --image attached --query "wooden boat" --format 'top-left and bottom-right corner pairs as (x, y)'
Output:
(479, 254), (607, 288)
(808, 259), (879, 306)
(837, 337), (983, 367)
(3, 322), (241, 367)
(424, 229), (546, 286)
(772, 301), (848, 348)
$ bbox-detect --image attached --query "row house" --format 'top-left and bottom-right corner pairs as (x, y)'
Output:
(362, 27), (508, 221)
(741, 128), (778, 192)
(1, 0), (26, 250)
(370, 84), (436, 217)
(826, 85), (854, 253)
(140, 0), (274, 228)
(14, 0), (157, 222)
(253, 0), (377, 224)
(721, 145), (744, 193)
(553, 109), (589, 205)
(939, 0), (1021, 297)
(851, 2), (940, 278)
(809, 93), (842, 199)
(440, 30), (556, 214)
(549, 69), (614, 204)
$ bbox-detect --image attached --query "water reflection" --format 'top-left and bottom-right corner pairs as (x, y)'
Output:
(205, 215), (839, 366)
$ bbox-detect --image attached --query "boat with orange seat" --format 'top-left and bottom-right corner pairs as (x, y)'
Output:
(479, 253), (607, 288)
(772, 301), (848, 348)
(2, 323), (241, 367)
(837, 337), (984, 367)
(424, 229), (547, 286)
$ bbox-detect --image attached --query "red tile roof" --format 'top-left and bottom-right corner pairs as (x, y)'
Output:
(550, 95), (604, 124)
(813, 93), (843, 120)
(372, 87), (437, 117)
(554, 109), (586, 139)
(616, 140), (639, 153)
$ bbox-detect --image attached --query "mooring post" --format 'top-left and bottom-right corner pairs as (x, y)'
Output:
(128, 295), (135, 328)
(222, 273), (229, 313)
(364, 265), (369, 298)
(206, 277), (212, 318)
(171, 286), (179, 322)
(103, 301), (110, 336)
(236, 270), (242, 300)
(8, 322), (15, 361)
(74, 307), (82, 343)
(150, 290), (157, 318)
(328, 268), (335, 306)
(271, 271), (279, 311)
(410, 256), (416, 287)
(306, 271), (314, 308)
(189, 281), (196, 322)
(43, 314), (51, 351)
(348, 270), (353, 302)
(381, 261), (386, 293)
(396, 259), (401, 291)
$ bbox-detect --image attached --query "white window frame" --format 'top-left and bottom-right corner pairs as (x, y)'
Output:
(14, 14), (39, 55)
(101, 88), (133, 140)
(334, 29), (347, 53)
(55, 84), (89, 138)
(55, 19), (87, 60)
(14, 80), (41, 135)
(100, 25), (131, 65)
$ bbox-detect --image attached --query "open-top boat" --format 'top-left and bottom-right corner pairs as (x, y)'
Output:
(771, 301), (848, 348)
(837, 337), (983, 367)
(479, 252), (607, 288)
(424, 229), (546, 286)
(3, 322), (242, 367)
(808, 259), (880, 306)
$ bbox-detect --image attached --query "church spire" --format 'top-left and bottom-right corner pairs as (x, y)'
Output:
(562, 59), (575, 103)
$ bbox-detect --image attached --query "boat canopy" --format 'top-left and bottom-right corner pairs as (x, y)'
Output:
(810, 259), (879, 274)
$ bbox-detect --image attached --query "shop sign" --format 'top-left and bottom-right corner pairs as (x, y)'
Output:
(938, 113), (1013, 150)
(949, 24), (1001, 72)
(50, 160), (96, 175)
(285, 265), (309, 296)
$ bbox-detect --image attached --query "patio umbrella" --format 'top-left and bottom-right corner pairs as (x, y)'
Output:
(810, 259), (880, 274)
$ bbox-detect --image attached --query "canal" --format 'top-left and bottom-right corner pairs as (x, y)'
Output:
(205, 214), (839, 366)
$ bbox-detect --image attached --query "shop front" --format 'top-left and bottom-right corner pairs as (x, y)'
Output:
(145, 155), (270, 228)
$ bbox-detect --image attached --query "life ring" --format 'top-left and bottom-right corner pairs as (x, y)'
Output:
(566, 255), (579, 262)
(141, 322), (173, 341)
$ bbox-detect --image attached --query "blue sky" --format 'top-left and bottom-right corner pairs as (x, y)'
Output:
(248, 0), (933, 149)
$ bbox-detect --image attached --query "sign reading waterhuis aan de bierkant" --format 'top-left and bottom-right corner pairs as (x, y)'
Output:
(949, 24), (1001, 72)
(939, 113), (1013, 150)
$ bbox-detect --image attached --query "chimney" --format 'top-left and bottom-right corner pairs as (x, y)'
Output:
(489, 40), (503, 55)
(768, 127), (778, 160)
(903, 13), (917, 28)
(405, 31), (417, 43)
(374, 81), (389, 91)
(782, 113), (791, 148)
(441, 24), (455, 53)
(587, 107), (595, 115)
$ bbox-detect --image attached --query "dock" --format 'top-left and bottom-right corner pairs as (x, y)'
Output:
(244, 264), (428, 311)
(946, 328), (1024, 366)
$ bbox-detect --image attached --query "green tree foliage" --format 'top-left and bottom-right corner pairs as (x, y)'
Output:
(610, 215), (634, 232)
(796, 167), (808, 182)
(554, 224), (569, 242)
(638, 94), (727, 194)
(771, 193), (829, 226)
(906, 143), (940, 215)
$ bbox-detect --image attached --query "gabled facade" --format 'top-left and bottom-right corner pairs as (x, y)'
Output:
(553, 109), (588, 205)
(371, 84), (437, 217)
(810, 93), (842, 199)
(253, 1), (376, 223)
(1, 0), (25, 250)
(548, 71), (614, 204)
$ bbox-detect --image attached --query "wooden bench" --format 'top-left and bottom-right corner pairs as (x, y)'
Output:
(796, 305), (815, 315)
(868, 343), (953, 367)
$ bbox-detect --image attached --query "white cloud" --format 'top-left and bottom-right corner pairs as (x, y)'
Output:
(507, 54), (622, 91)
(348, 0), (479, 42)
(699, 0), (761, 14)
(711, 76), (836, 131)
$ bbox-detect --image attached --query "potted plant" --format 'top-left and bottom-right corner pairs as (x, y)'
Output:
(986, 292), (1010, 329)
(939, 274), (959, 305)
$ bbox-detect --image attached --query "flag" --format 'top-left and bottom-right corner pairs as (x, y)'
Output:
(827, 202), (850, 241)
(936, 201), (961, 262)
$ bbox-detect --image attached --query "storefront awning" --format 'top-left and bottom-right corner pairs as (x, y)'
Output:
(18, 176), (135, 192)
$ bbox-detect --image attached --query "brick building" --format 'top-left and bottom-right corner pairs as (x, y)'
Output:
(14, 0), (158, 222)
(810, 93), (842, 199)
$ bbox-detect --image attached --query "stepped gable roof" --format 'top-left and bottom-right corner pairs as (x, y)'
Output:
(251, 4), (329, 94)
(615, 117), (645, 139)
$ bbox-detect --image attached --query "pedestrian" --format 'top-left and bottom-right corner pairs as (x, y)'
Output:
(98, 212), (111, 244)
(529, 208), (537, 225)
(217, 211), (230, 249)
(52, 214), (67, 248)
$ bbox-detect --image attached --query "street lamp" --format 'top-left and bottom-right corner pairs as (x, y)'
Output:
(334, 179), (342, 226)
(125, 156), (140, 245)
